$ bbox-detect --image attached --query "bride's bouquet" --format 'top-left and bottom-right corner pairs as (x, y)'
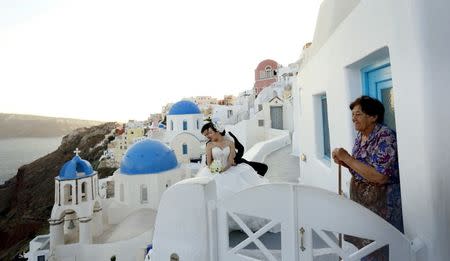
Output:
(209, 160), (223, 174)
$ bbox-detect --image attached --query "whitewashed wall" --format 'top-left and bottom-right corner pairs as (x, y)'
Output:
(212, 104), (245, 125)
(112, 168), (185, 211)
(165, 114), (203, 142)
(53, 230), (152, 261)
(225, 117), (264, 152)
(283, 99), (294, 132)
(170, 133), (202, 163)
(294, 0), (450, 259)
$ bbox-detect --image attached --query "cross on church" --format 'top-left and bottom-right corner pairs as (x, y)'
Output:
(74, 148), (81, 156)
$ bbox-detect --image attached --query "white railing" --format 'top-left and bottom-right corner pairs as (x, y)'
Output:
(244, 129), (290, 162)
(215, 184), (413, 261)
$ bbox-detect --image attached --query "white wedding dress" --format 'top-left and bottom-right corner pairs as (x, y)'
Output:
(197, 146), (278, 232)
(197, 146), (268, 199)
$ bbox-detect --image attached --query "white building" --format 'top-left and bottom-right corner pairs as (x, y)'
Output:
(211, 104), (245, 125)
(113, 139), (186, 210)
(184, 96), (218, 115)
(47, 151), (103, 252)
(235, 89), (255, 118)
(27, 140), (188, 261)
(164, 100), (206, 163)
(253, 80), (295, 133)
(291, 0), (450, 260)
(108, 121), (146, 164)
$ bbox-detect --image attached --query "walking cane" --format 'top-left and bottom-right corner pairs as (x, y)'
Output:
(338, 164), (342, 195)
(338, 164), (343, 260)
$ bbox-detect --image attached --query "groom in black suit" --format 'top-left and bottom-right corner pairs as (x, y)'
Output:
(225, 131), (268, 176)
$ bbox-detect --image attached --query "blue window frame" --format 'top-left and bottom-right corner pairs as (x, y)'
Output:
(182, 144), (188, 155)
(321, 95), (331, 159)
(183, 120), (188, 131)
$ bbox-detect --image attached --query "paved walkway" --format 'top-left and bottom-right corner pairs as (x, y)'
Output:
(263, 145), (300, 183)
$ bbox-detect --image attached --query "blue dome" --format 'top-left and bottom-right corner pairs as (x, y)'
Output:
(120, 139), (178, 175)
(168, 100), (201, 115)
(59, 155), (94, 180)
(158, 123), (166, 129)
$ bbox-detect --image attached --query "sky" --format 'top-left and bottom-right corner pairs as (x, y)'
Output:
(0, 0), (322, 122)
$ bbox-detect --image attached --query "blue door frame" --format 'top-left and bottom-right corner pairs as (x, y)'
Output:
(361, 59), (396, 131)
(361, 58), (391, 98)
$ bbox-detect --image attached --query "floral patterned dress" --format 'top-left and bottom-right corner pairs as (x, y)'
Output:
(346, 124), (404, 260)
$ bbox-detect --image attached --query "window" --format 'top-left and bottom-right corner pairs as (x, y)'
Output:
(265, 66), (273, 78)
(183, 120), (187, 131)
(81, 182), (87, 202)
(258, 120), (264, 127)
(321, 95), (331, 159)
(227, 110), (233, 118)
(196, 119), (199, 129)
(259, 70), (265, 79)
(170, 120), (173, 131)
(258, 104), (263, 111)
(140, 185), (148, 203)
(182, 144), (188, 155)
(120, 184), (124, 202)
(64, 184), (72, 205)
(38, 256), (45, 261)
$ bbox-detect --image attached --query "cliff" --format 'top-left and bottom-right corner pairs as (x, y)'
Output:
(0, 122), (117, 260)
(0, 113), (103, 139)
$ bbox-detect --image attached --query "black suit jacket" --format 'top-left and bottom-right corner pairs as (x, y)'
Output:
(228, 131), (268, 176)
(228, 131), (244, 163)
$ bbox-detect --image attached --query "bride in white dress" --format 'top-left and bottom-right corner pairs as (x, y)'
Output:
(196, 122), (268, 200)
(197, 122), (279, 232)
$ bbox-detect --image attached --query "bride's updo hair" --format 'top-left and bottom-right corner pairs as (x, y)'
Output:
(201, 122), (225, 136)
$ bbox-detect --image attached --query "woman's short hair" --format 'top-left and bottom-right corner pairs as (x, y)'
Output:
(201, 122), (225, 136)
(350, 95), (385, 123)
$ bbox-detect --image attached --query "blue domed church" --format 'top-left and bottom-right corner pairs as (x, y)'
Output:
(164, 100), (205, 163)
(29, 141), (187, 261)
(113, 139), (185, 209)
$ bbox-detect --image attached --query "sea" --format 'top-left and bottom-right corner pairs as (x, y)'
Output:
(0, 137), (62, 185)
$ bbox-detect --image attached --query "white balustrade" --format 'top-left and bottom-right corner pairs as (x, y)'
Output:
(215, 184), (412, 261)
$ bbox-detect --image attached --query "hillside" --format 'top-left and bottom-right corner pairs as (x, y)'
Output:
(0, 113), (104, 139)
(0, 122), (118, 260)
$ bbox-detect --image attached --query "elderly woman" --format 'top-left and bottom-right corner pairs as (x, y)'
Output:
(332, 96), (403, 259)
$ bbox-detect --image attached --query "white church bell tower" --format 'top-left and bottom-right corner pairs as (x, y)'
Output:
(48, 148), (103, 257)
